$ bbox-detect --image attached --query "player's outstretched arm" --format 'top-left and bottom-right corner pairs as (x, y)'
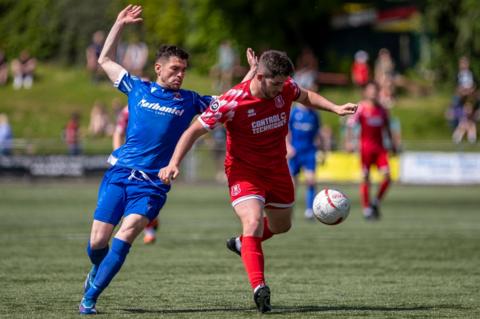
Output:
(158, 121), (209, 184)
(296, 87), (357, 116)
(98, 5), (143, 83)
(241, 48), (258, 83)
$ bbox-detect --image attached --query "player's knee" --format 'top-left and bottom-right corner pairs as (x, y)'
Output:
(242, 217), (262, 235)
(269, 221), (292, 234)
(90, 232), (110, 249)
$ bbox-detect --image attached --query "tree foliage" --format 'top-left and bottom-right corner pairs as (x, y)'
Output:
(423, 0), (480, 81)
(0, 0), (478, 81)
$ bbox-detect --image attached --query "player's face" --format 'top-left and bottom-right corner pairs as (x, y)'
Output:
(155, 56), (187, 90)
(364, 83), (378, 100)
(260, 75), (288, 99)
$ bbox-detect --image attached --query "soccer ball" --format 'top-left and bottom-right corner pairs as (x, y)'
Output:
(312, 188), (351, 225)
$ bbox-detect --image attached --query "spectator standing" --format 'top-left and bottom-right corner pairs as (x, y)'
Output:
(374, 48), (395, 108)
(65, 112), (81, 156)
(456, 56), (476, 97)
(88, 101), (112, 137)
(351, 50), (370, 87)
(212, 40), (237, 93)
(86, 31), (106, 82)
(122, 35), (148, 77)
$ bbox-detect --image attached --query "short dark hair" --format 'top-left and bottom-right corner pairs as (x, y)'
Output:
(258, 50), (294, 78)
(156, 45), (189, 62)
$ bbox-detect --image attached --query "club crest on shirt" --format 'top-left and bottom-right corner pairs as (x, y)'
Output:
(231, 184), (241, 196)
(274, 95), (285, 108)
(210, 100), (220, 111)
(173, 92), (183, 100)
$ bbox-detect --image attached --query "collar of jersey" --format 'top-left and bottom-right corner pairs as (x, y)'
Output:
(150, 82), (179, 97)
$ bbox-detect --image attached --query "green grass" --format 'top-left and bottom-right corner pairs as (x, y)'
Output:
(0, 181), (479, 318)
(1, 63), (479, 154)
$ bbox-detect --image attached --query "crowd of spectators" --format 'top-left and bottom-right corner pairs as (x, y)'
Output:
(1, 33), (477, 157)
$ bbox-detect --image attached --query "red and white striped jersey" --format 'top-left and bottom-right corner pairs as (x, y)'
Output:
(199, 78), (300, 170)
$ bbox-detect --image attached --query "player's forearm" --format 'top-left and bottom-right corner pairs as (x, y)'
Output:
(112, 132), (124, 150)
(98, 22), (124, 66)
(305, 91), (339, 113)
(169, 123), (208, 166)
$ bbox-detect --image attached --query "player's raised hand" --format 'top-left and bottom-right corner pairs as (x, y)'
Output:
(246, 48), (258, 70)
(158, 164), (180, 185)
(335, 103), (358, 116)
(116, 4), (143, 25)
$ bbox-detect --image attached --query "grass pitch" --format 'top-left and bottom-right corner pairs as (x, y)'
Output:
(0, 181), (479, 318)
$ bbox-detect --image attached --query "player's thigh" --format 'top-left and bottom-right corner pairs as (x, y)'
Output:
(115, 213), (150, 244)
(288, 155), (301, 177)
(300, 151), (317, 185)
(361, 152), (375, 180)
(264, 207), (293, 234)
(376, 151), (391, 178)
(93, 167), (129, 225)
(264, 164), (295, 210)
(233, 198), (265, 237)
(124, 182), (169, 223)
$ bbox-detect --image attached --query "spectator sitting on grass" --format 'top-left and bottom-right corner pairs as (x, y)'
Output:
(11, 50), (36, 90)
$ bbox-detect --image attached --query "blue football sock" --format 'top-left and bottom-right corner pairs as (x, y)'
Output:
(306, 185), (315, 210)
(87, 241), (109, 267)
(85, 238), (131, 301)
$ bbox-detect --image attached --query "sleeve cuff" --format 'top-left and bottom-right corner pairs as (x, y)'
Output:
(113, 69), (128, 88)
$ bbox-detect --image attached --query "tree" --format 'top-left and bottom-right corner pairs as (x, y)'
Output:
(423, 0), (480, 82)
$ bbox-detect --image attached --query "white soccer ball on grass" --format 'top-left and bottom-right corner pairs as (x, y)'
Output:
(312, 188), (351, 225)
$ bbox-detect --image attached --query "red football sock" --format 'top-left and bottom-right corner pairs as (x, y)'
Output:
(241, 236), (265, 290)
(376, 178), (391, 202)
(360, 182), (370, 208)
(261, 217), (274, 241)
(145, 218), (158, 229)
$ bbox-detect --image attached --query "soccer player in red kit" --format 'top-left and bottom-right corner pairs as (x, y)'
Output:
(113, 106), (159, 244)
(346, 81), (397, 220)
(159, 50), (357, 312)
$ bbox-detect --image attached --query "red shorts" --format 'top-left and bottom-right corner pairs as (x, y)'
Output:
(226, 162), (294, 209)
(360, 146), (389, 176)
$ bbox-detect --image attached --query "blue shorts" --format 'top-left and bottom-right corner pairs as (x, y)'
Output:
(288, 150), (317, 176)
(93, 165), (170, 225)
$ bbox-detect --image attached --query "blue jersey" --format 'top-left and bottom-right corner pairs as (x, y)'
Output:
(110, 70), (212, 174)
(289, 104), (320, 153)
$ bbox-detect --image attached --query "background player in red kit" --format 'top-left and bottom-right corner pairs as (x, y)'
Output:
(159, 50), (357, 313)
(346, 81), (397, 220)
(113, 106), (159, 244)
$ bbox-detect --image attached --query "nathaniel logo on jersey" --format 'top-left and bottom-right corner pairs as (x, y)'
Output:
(138, 99), (185, 116)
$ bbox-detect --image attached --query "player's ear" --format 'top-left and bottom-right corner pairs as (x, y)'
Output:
(154, 62), (162, 76)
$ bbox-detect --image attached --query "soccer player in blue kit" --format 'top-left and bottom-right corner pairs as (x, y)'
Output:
(287, 103), (323, 220)
(79, 5), (257, 314)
